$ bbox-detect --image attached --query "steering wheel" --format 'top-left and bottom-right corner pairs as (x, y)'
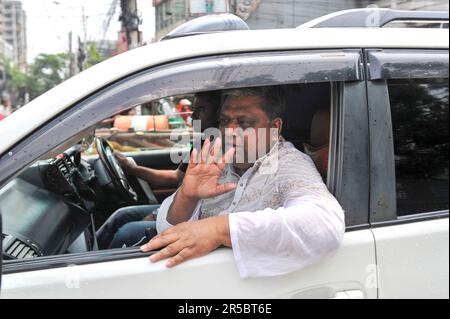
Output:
(95, 137), (138, 204)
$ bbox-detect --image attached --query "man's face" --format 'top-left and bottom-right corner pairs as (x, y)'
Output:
(191, 96), (218, 132)
(219, 95), (282, 170)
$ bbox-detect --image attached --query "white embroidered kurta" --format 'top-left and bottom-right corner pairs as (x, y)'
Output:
(157, 140), (345, 278)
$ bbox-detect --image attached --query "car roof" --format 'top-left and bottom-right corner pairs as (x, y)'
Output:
(0, 27), (449, 154)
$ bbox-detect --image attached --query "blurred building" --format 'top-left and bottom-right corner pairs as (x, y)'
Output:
(153, 0), (449, 39)
(0, 0), (4, 88)
(3, 0), (27, 71)
(0, 0), (14, 95)
(245, 0), (449, 29)
(0, 38), (13, 92)
(0, 0), (3, 43)
(153, 0), (230, 40)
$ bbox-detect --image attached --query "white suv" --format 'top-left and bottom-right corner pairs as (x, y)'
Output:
(0, 9), (448, 299)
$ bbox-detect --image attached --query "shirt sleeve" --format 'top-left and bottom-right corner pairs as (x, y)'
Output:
(156, 191), (202, 234)
(228, 194), (345, 278)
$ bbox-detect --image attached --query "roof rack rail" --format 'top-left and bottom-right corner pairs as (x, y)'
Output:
(297, 8), (449, 28)
(160, 14), (249, 41)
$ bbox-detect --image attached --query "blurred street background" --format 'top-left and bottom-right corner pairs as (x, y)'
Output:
(0, 0), (448, 120)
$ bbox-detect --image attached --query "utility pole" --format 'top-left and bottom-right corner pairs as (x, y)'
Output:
(77, 6), (88, 73)
(68, 31), (76, 77)
(120, 0), (141, 50)
(82, 6), (88, 44)
(77, 36), (86, 72)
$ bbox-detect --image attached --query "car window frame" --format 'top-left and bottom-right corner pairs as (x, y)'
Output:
(1, 48), (367, 274)
(334, 79), (371, 230)
(366, 48), (450, 226)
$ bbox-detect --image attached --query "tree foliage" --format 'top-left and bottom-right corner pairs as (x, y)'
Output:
(2, 45), (106, 105)
(1, 53), (69, 103)
(30, 53), (69, 95)
(85, 43), (105, 69)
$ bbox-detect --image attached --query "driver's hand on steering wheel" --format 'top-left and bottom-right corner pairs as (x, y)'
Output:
(114, 152), (137, 174)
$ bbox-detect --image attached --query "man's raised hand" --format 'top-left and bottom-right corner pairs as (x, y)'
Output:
(179, 137), (236, 200)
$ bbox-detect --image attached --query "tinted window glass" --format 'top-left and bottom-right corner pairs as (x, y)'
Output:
(389, 78), (449, 216)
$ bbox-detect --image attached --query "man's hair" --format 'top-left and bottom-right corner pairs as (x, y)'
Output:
(221, 86), (286, 120)
(195, 90), (222, 108)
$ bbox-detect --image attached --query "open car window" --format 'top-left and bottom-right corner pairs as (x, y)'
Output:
(85, 95), (195, 155)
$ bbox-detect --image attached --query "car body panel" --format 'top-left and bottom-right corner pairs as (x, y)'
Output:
(0, 230), (377, 299)
(372, 218), (449, 299)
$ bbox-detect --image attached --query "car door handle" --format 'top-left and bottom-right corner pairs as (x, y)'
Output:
(332, 290), (365, 299)
(283, 287), (365, 299)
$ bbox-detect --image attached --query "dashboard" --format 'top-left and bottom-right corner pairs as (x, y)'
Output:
(1, 147), (98, 260)
(44, 152), (97, 206)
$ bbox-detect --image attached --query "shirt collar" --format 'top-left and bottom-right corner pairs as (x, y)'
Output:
(226, 137), (285, 178)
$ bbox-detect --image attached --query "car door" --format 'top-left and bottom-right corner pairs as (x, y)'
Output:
(0, 49), (377, 299)
(366, 49), (450, 299)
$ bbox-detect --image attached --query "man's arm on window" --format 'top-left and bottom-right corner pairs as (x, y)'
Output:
(229, 195), (345, 278)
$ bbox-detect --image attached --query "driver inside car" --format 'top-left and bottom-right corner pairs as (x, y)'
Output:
(140, 86), (345, 278)
(96, 91), (222, 249)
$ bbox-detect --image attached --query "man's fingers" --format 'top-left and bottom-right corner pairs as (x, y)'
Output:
(215, 183), (237, 196)
(220, 147), (236, 164)
(166, 248), (194, 268)
(208, 137), (222, 164)
(140, 233), (178, 252)
(189, 148), (198, 167)
(200, 138), (211, 163)
(114, 152), (125, 161)
(149, 243), (183, 263)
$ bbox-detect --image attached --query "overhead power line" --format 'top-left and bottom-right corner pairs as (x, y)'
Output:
(99, 0), (120, 43)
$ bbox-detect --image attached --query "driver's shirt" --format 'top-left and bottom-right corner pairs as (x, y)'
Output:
(156, 140), (345, 278)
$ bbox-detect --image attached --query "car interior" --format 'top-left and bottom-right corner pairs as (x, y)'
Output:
(0, 83), (333, 261)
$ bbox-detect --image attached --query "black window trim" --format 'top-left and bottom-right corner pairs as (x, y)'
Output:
(368, 49), (449, 80)
(333, 80), (371, 228)
(2, 247), (153, 275)
(1, 49), (366, 275)
(366, 48), (450, 225)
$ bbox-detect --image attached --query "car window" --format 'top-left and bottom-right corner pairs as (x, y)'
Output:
(84, 95), (194, 155)
(388, 78), (449, 216)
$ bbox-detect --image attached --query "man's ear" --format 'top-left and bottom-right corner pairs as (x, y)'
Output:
(272, 117), (283, 135)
